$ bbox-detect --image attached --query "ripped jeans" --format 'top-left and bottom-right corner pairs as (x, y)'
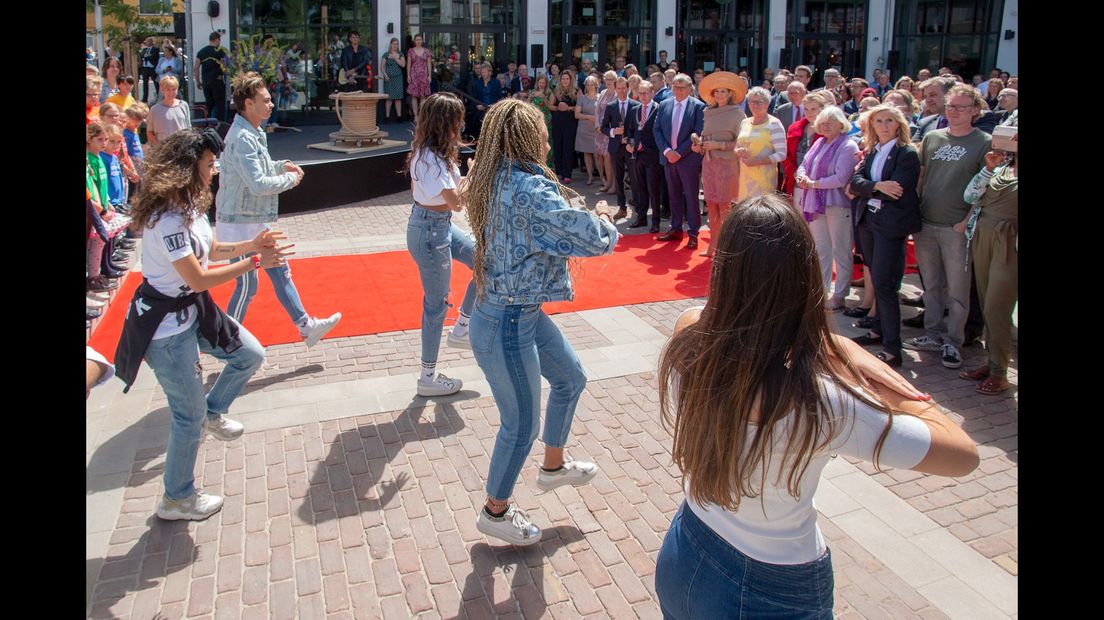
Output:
(406, 204), (477, 365)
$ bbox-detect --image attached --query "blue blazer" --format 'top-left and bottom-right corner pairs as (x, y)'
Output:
(653, 96), (706, 167)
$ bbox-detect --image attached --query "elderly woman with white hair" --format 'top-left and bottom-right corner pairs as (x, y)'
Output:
(734, 86), (787, 201)
(795, 105), (861, 311)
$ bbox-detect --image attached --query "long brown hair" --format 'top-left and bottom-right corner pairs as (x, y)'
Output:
(658, 194), (894, 511)
(463, 99), (578, 298)
(130, 129), (219, 230)
(404, 92), (467, 180)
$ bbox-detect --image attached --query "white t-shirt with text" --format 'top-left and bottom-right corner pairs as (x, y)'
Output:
(141, 212), (212, 340)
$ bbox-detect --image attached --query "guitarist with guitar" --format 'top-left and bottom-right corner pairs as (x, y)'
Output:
(339, 31), (372, 92)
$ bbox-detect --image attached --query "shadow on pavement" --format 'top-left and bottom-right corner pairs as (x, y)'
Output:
(87, 517), (197, 618)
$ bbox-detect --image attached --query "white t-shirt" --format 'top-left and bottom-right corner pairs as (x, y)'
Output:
(410, 148), (460, 206)
(141, 212), (213, 340)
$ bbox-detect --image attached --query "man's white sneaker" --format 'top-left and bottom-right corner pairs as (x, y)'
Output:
(446, 329), (471, 350)
(536, 458), (599, 492)
(205, 415), (244, 441)
(417, 373), (462, 397)
(156, 490), (224, 521)
(476, 505), (542, 546)
(87, 296), (106, 309)
(300, 312), (342, 348)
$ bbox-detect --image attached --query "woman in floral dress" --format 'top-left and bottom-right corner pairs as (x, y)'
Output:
(407, 34), (432, 123)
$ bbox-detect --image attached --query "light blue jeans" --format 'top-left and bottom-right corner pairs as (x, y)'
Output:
(144, 319), (265, 500)
(406, 205), (477, 365)
(226, 255), (309, 326)
(469, 301), (588, 501)
(656, 503), (835, 619)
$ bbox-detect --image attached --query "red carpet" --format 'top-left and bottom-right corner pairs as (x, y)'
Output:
(88, 233), (716, 360)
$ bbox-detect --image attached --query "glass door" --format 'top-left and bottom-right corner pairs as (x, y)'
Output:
(794, 35), (858, 83)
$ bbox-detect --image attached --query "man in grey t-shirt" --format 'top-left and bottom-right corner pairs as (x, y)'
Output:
(904, 84), (992, 369)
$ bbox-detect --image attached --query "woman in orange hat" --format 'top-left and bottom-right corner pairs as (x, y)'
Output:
(692, 71), (748, 257)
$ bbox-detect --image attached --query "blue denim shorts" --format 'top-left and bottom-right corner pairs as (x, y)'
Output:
(655, 502), (835, 619)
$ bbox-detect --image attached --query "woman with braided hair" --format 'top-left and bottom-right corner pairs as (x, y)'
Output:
(114, 128), (294, 522)
(464, 98), (620, 545)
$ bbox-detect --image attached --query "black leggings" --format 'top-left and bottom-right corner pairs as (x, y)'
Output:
(140, 69), (159, 103)
(550, 115), (578, 180)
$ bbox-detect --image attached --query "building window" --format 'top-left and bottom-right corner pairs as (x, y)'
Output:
(138, 0), (172, 15)
(786, 0), (866, 83)
(548, 1), (656, 72)
(894, 0), (1004, 78)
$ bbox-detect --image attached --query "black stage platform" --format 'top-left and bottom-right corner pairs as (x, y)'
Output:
(267, 122), (415, 214)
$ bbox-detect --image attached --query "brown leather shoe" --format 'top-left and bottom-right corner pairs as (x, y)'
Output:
(656, 230), (683, 241)
(686, 236), (698, 250)
(613, 207), (628, 221)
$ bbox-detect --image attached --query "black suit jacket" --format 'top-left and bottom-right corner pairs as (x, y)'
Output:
(600, 98), (641, 155)
(629, 101), (661, 166)
(849, 143), (922, 239)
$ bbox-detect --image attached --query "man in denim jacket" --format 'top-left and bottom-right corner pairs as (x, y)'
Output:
(215, 72), (341, 347)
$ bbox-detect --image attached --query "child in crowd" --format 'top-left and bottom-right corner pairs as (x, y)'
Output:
(106, 75), (137, 110)
(98, 124), (135, 273)
(123, 103), (149, 205)
(99, 102), (141, 210)
(86, 121), (118, 292)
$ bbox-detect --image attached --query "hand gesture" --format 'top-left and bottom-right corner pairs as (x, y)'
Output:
(875, 180), (903, 199)
(665, 151), (681, 164)
(613, 126), (624, 136)
(626, 142), (635, 154)
(984, 150), (1005, 171)
(557, 102), (569, 111)
(690, 142), (702, 154)
(258, 242), (296, 269)
(251, 228), (288, 253)
(594, 200), (615, 219)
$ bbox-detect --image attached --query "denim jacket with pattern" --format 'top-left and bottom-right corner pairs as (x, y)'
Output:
(480, 165), (619, 306)
(215, 115), (296, 224)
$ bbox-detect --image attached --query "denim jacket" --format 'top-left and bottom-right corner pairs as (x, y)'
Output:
(215, 114), (297, 224)
(480, 165), (619, 305)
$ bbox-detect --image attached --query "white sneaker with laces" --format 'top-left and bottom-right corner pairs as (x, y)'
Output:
(536, 458), (599, 492)
(902, 335), (943, 352)
(300, 312), (343, 348)
(476, 505), (542, 546)
(417, 373), (462, 397)
(156, 490), (224, 521)
(205, 415), (244, 441)
(446, 329), (471, 350)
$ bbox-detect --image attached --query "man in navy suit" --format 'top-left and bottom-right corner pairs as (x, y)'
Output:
(628, 81), (663, 232)
(600, 77), (640, 221)
(653, 73), (706, 250)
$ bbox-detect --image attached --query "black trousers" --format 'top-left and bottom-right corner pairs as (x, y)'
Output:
(610, 146), (630, 208)
(551, 116), (578, 180)
(202, 80), (227, 122)
(631, 156), (663, 225)
(858, 218), (908, 357)
(966, 263), (985, 338)
(140, 68), (159, 103)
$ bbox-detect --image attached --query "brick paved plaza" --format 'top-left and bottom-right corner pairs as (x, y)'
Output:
(87, 191), (1017, 619)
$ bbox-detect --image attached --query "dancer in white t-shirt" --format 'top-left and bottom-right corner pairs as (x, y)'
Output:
(404, 93), (478, 397)
(654, 193), (979, 619)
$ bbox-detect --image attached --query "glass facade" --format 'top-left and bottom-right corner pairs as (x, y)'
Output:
(405, 0), (523, 76)
(549, 0), (655, 73)
(235, 1), (375, 117)
(785, 0), (866, 84)
(894, 0), (1004, 78)
(679, 0), (768, 79)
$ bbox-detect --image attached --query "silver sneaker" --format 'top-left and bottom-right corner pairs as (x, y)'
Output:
(902, 335), (943, 352)
(300, 312), (342, 348)
(417, 373), (463, 397)
(536, 458), (599, 492)
(205, 415), (244, 441)
(446, 329), (471, 350)
(476, 505), (542, 546)
(156, 490), (224, 521)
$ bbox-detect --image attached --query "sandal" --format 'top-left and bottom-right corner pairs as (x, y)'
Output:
(959, 366), (990, 381)
(976, 375), (1009, 395)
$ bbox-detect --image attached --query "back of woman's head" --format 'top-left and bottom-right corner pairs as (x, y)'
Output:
(406, 92), (465, 179)
(132, 128), (223, 230)
(659, 193), (882, 510)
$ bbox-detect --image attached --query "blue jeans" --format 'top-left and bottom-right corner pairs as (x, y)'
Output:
(143, 319), (265, 501)
(469, 301), (588, 501)
(406, 205), (477, 365)
(656, 503), (835, 619)
(226, 256), (309, 326)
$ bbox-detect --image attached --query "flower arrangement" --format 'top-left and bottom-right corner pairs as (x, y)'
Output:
(221, 34), (280, 84)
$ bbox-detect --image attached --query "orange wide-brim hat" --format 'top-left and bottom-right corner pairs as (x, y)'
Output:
(698, 71), (750, 106)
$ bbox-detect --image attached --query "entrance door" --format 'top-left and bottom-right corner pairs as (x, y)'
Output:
(794, 35), (860, 85)
(560, 29), (639, 73)
(422, 28), (506, 84)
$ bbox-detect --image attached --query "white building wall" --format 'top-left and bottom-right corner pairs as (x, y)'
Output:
(377, 1), (403, 93)
(655, 0), (677, 65)
(189, 1), (232, 104)
(766, 0), (786, 71)
(527, 0), (547, 68)
(995, 0), (1017, 74)
(864, 0), (894, 79)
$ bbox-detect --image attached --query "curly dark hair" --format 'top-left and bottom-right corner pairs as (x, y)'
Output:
(403, 92), (468, 184)
(131, 129), (224, 230)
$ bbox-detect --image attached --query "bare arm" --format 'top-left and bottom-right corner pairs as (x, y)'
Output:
(873, 385), (980, 477)
(172, 236), (294, 293)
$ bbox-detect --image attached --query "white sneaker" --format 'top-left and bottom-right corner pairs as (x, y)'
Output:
(299, 312), (342, 348)
(417, 373), (462, 397)
(902, 335), (943, 352)
(87, 296), (106, 309)
(205, 415), (244, 441)
(536, 458), (599, 492)
(156, 490), (224, 521)
(476, 505), (542, 546)
(446, 329), (471, 350)
(89, 290), (110, 301)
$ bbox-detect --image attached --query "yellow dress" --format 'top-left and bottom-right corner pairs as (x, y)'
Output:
(736, 116), (786, 201)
